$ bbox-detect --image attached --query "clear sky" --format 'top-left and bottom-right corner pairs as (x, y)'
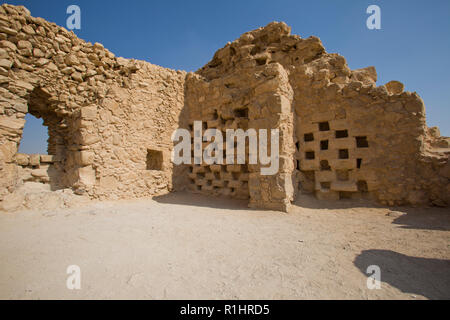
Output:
(5, 0), (450, 154)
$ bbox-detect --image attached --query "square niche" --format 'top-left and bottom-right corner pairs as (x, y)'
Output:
(147, 149), (163, 171)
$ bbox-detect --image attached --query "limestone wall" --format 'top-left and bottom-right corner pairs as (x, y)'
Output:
(185, 62), (295, 211)
(87, 64), (185, 201)
(194, 22), (449, 208)
(0, 4), (448, 212)
(0, 4), (185, 207)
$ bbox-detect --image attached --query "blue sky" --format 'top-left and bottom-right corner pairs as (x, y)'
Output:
(6, 0), (450, 154)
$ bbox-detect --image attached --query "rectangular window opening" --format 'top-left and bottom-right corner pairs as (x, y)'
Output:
(320, 182), (331, 190)
(305, 151), (315, 160)
(339, 149), (349, 159)
(146, 149), (163, 170)
(234, 108), (248, 118)
(320, 140), (329, 150)
(320, 160), (331, 171)
(357, 158), (362, 169)
(335, 130), (348, 138)
(319, 122), (330, 131)
(356, 136), (369, 148)
(304, 133), (314, 142)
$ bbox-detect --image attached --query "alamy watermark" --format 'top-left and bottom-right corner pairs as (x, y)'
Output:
(66, 265), (81, 290)
(171, 121), (279, 175)
(366, 265), (381, 289)
(66, 5), (81, 30)
(366, 5), (381, 30)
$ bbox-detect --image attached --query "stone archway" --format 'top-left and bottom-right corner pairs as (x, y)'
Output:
(0, 80), (79, 200)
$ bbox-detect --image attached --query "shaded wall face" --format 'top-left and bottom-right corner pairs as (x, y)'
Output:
(185, 62), (295, 212)
(184, 72), (252, 201)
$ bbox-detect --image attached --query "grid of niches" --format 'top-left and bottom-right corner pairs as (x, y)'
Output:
(186, 117), (250, 200)
(296, 118), (370, 197)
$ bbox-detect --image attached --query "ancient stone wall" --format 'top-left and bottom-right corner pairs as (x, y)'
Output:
(0, 4), (185, 210)
(192, 22), (449, 209)
(185, 62), (295, 211)
(0, 4), (448, 212)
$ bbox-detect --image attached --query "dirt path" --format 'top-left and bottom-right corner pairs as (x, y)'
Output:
(0, 192), (449, 300)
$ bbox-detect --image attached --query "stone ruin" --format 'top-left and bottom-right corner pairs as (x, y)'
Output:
(0, 4), (449, 212)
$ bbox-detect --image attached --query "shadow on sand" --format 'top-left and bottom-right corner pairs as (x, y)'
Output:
(354, 249), (450, 299)
(153, 191), (252, 211)
(390, 207), (450, 231)
(293, 193), (384, 210)
(294, 194), (450, 231)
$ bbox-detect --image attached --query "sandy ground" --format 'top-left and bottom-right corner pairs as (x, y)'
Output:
(0, 192), (449, 300)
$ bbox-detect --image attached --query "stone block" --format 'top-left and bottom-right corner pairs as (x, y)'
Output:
(29, 154), (40, 166)
(385, 81), (404, 95)
(0, 117), (26, 132)
(0, 58), (12, 69)
(0, 140), (18, 162)
(78, 166), (96, 186)
(311, 111), (334, 123)
(330, 159), (355, 170)
(40, 155), (54, 163)
(80, 106), (98, 120)
(300, 159), (319, 171)
(331, 181), (358, 192)
(315, 170), (335, 182)
(0, 192), (25, 212)
(315, 190), (340, 201)
(31, 168), (49, 178)
(79, 151), (95, 166)
(329, 119), (348, 131)
(15, 153), (29, 166)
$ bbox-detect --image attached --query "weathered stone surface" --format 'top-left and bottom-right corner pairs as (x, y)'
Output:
(84, 151), (96, 165)
(0, 192), (24, 211)
(0, 26), (17, 36)
(80, 106), (97, 120)
(29, 154), (40, 166)
(15, 153), (29, 166)
(0, 58), (12, 69)
(385, 80), (404, 95)
(31, 168), (48, 178)
(0, 140), (17, 162)
(17, 40), (32, 50)
(0, 48), (8, 59)
(40, 155), (54, 163)
(352, 66), (377, 85)
(33, 48), (45, 58)
(12, 102), (27, 113)
(0, 117), (25, 131)
(0, 75), (8, 84)
(78, 166), (96, 186)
